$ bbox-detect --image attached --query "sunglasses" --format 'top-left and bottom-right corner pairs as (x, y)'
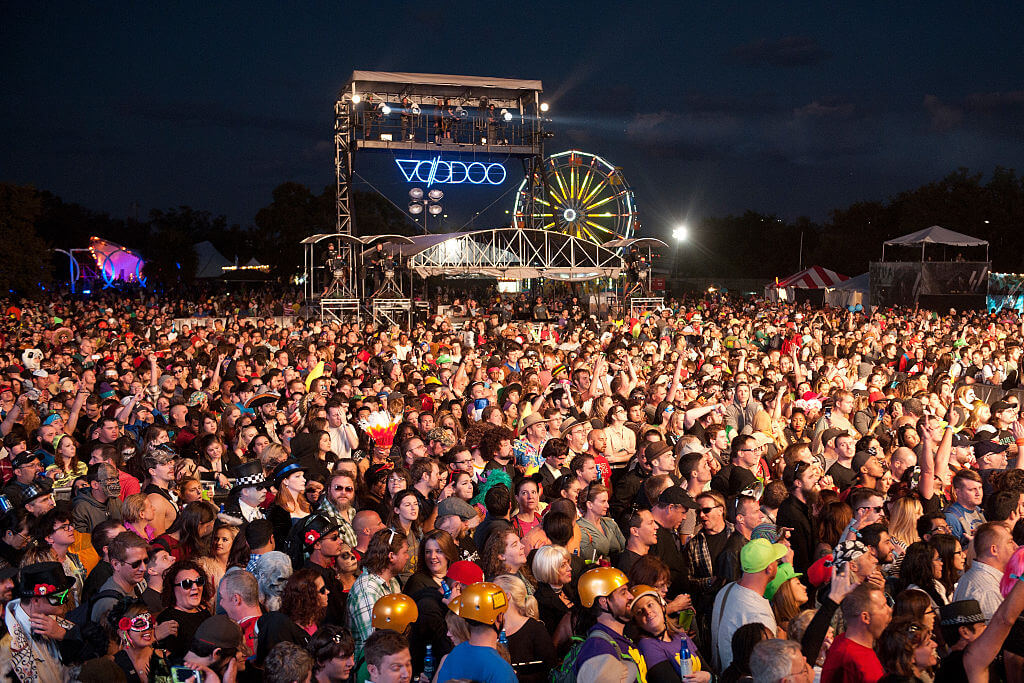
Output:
(175, 576), (206, 590)
(47, 588), (71, 607)
(698, 506), (721, 515)
(318, 585), (330, 595)
(122, 558), (145, 570)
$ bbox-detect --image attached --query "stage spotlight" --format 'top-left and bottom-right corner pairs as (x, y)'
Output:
(410, 103), (421, 115)
(409, 188), (424, 200)
(455, 106), (467, 118)
(428, 204), (443, 216)
(672, 225), (689, 242)
(351, 94), (361, 104)
(500, 108), (513, 122)
(428, 189), (444, 201)
(540, 102), (549, 112)
(378, 102), (391, 115)
(409, 203), (424, 215)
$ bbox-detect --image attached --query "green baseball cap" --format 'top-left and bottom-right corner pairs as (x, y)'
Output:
(740, 538), (788, 574)
(764, 562), (803, 600)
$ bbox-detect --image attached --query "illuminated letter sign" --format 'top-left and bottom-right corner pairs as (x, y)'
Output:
(395, 157), (507, 187)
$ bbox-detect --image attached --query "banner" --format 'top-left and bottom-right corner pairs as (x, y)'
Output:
(870, 262), (922, 307)
(921, 262), (989, 295)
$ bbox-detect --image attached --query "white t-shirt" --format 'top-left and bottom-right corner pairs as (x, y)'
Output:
(711, 581), (777, 670)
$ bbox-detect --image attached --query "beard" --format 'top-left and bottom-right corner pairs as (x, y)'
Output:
(803, 487), (821, 509)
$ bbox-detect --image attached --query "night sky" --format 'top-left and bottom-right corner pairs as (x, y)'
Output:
(4, 2), (1024, 238)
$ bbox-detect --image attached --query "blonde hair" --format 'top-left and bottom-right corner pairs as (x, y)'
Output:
(259, 443), (288, 470)
(888, 496), (922, 548)
(493, 574), (539, 620)
(531, 545), (571, 585)
(122, 493), (150, 524)
(445, 610), (470, 645)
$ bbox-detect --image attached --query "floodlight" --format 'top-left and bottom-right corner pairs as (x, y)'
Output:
(410, 103), (421, 115)
(500, 108), (513, 122)
(351, 94), (361, 104)
(428, 204), (443, 216)
(455, 106), (467, 118)
(378, 102), (391, 115)
(409, 188), (424, 200)
(672, 225), (689, 242)
(540, 102), (549, 112)
(427, 189), (444, 201)
(409, 203), (424, 215)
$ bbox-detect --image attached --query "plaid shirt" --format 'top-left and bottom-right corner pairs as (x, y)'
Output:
(317, 498), (357, 549)
(348, 569), (400, 652)
(684, 522), (733, 596)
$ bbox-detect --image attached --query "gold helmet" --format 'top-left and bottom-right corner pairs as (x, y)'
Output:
(628, 584), (664, 611)
(372, 593), (418, 632)
(578, 566), (629, 608)
(447, 581), (507, 625)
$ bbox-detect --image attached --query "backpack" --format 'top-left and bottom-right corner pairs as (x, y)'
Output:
(65, 588), (125, 661)
(550, 629), (641, 683)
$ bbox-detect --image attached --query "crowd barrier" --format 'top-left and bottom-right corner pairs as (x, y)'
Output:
(170, 316), (297, 331)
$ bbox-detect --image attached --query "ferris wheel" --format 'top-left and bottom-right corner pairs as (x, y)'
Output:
(513, 150), (637, 245)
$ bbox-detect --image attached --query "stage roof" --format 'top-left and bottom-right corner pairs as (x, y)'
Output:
(344, 71), (543, 100)
(884, 226), (988, 247)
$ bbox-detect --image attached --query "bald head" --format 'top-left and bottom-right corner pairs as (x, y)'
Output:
(890, 447), (916, 482)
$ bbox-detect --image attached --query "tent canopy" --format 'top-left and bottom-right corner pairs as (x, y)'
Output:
(832, 272), (869, 291)
(773, 266), (849, 289)
(194, 241), (231, 279)
(883, 226), (988, 247)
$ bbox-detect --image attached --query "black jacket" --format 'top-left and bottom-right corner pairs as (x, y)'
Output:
(777, 495), (815, 574)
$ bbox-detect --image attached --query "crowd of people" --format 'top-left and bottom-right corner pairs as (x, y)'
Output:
(0, 287), (1023, 683)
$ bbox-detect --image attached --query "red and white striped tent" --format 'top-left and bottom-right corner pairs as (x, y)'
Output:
(766, 266), (849, 301)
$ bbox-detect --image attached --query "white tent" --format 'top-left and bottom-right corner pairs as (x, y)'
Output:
(825, 272), (869, 309)
(194, 241), (232, 278)
(882, 226), (989, 261)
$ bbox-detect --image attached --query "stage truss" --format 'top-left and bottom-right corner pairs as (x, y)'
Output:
(385, 228), (625, 280)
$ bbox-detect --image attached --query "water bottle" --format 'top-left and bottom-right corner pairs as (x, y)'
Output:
(679, 638), (693, 677)
(423, 644), (435, 679)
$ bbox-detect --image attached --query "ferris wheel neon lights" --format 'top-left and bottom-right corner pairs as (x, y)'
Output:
(395, 157), (507, 187)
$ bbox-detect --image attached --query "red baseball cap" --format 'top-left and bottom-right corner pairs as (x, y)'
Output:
(446, 560), (484, 586)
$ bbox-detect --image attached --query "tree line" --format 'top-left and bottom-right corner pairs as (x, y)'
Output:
(1, 166), (1022, 295)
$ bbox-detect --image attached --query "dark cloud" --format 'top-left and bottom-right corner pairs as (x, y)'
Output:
(923, 95), (963, 132)
(729, 36), (830, 67)
(118, 98), (322, 138)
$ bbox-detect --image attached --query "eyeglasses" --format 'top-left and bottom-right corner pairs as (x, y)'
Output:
(122, 558), (146, 570)
(54, 522), (74, 533)
(698, 506), (721, 515)
(46, 588), (71, 606)
(332, 485), (355, 492)
(858, 505), (884, 513)
(175, 576), (206, 590)
(318, 584), (330, 595)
